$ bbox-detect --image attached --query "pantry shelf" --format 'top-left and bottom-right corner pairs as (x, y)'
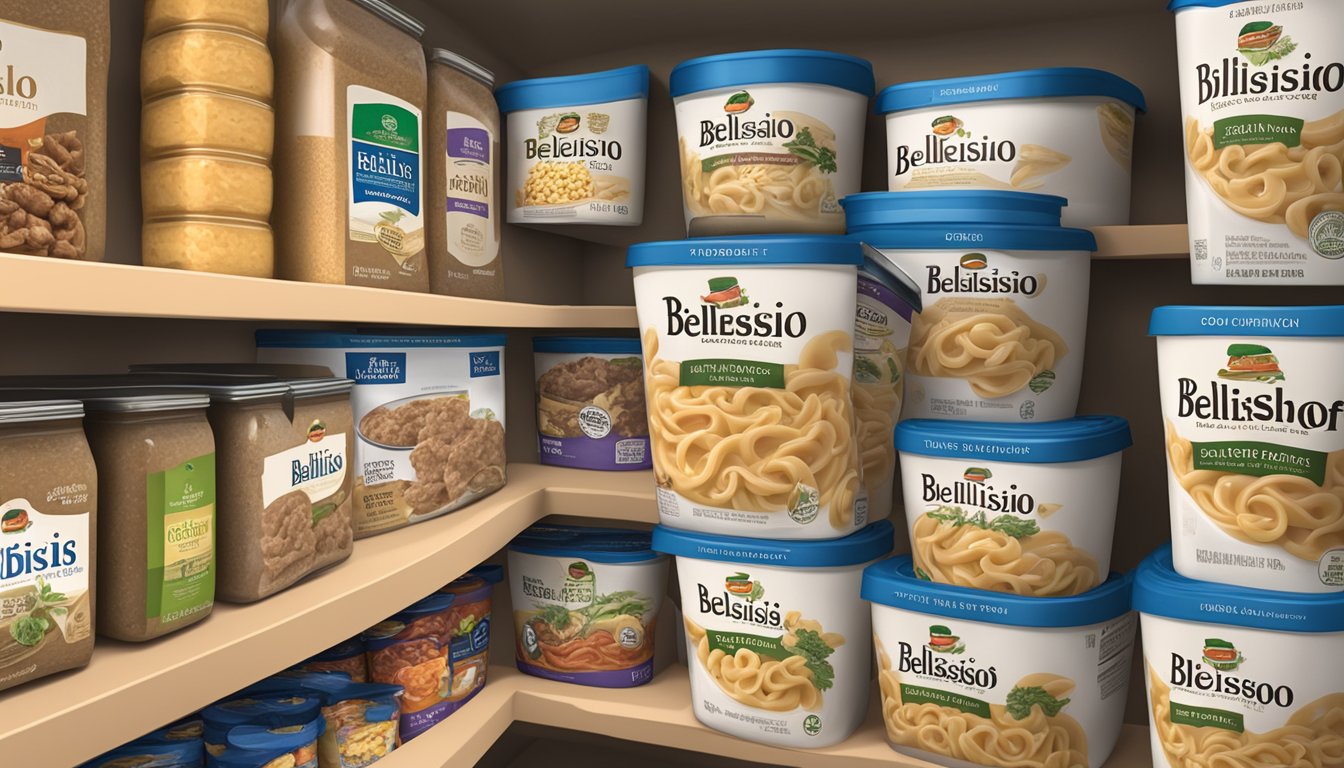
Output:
(0, 465), (656, 768)
(0, 254), (639, 328)
(1090, 224), (1188, 260)
(388, 664), (1155, 768)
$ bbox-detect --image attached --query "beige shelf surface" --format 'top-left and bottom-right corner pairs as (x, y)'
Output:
(0, 465), (655, 768)
(0, 254), (637, 328)
(390, 664), (1153, 768)
(1091, 224), (1188, 260)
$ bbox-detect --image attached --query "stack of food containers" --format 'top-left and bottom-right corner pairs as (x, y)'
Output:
(139, 0), (275, 277)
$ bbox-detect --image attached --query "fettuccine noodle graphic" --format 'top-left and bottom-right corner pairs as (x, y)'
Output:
(912, 511), (1100, 597)
(686, 612), (843, 712)
(1010, 145), (1072, 190)
(855, 375), (902, 510)
(909, 299), (1067, 399)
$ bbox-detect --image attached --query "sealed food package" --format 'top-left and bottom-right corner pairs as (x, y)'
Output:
(844, 191), (1096, 423)
(301, 637), (368, 683)
(0, 4), (110, 261)
(316, 682), (401, 767)
(497, 65), (648, 226)
(654, 521), (893, 747)
(202, 692), (323, 758)
(1150, 305), (1344, 592)
(533, 337), (649, 471)
(670, 50), (875, 236)
(0, 401), (96, 693)
(256, 331), (507, 538)
(362, 593), (458, 741)
(210, 719), (323, 768)
(878, 68), (1145, 227)
(275, 0), (429, 290)
(1171, 0), (1344, 284)
(80, 717), (204, 768)
(439, 565), (502, 706)
(896, 416), (1132, 597)
(863, 557), (1137, 767)
(1135, 547), (1344, 768)
(629, 236), (867, 539)
(508, 526), (668, 688)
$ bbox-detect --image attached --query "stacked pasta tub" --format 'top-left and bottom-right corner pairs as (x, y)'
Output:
(139, 0), (275, 277)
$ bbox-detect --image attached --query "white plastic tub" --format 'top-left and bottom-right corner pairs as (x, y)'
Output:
(1134, 546), (1344, 768)
(1150, 305), (1344, 593)
(896, 415), (1132, 597)
(877, 67), (1145, 227)
(654, 521), (894, 748)
(863, 556), (1137, 768)
(628, 236), (866, 539)
(670, 49), (874, 236)
(843, 191), (1096, 423)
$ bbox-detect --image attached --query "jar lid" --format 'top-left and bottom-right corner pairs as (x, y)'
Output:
(218, 719), (324, 763)
(670, 49), (875, 98)
(351, 0), (424, 38)
(876, 67), (1146, 113)
(627, 235), (863, 268)
(0, 400), (84, 424)
(509, 524), (661, 563)
(896, 415), (1133, 464)
(201, 692), (323, 731)
(652, 520), (894, 568)
(430, 48), (494, 87)
(1149, 305), (1344, 337)
(496, 65), (649, 113)
(533, 336), (642, 355)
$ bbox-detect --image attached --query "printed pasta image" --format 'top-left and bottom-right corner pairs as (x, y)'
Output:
(1185, 109), (1344, 238)
(879, 639), (1089, 768)
(537, 355), (648, 439)
(911, 506), (1100, 597)
(854, 343), (905, 509)
(322, 697), (397, 766)
(686, 612), (843, 712)
(643, 328), (862, 526)
(516, 592), (656, 673)
(1148, 664), (1344, 768)
(517, 161), (629, 207)
(1010, 145), (1072, 190)
(1096, 104), (1134, 168)
(909, 298), (1067, 399)
(1165, 421), (1344, 561)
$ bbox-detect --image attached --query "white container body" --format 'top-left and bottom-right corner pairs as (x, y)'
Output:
(632, 261), (865, 539)
(873, 603), (1136, 768)
(504, 96), (646, 225)
(1140, 613), (1344, 768)
(884, 96), (1135, 227)
(673, 83), (867, 236)
(873, 246), (1091, 423)
(854, 270), (913, 523)
(675, 555), (872, 747)
(1173, 1), (1344, 284)
(1155, 333), (1344, 592)
(898, 451), (1123, 596)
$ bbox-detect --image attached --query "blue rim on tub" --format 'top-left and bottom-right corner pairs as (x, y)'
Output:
(652, 521), (894, 748)
(495, 65), (650, 112)
(289, 676), (404, 767)
(81, 718), (205, 768)
(629, 236), (870, 540)
(669, 49), (875, 97)
(362, 592), (462, 740)
(875, 67), (1146, 113)
(508, 525), (669, 688)
(299, 636), (367, 682)
(211, 719), (324, 768)
(843, 191), (1095, 424)
(1149, 305), (1344, 593)
(862, 556), (1136, 767)
(533, 336), (650, 471)
(1133, 545), (1344, 768)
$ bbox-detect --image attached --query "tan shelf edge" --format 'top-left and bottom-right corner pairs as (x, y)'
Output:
(0, 254), (638, 327)
(0, 465), (655, 768)
(1091, 224), (1187, 260)
(390, 664), (1154, 768)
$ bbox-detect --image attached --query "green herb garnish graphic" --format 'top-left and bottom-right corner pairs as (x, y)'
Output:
(792, 629), (836, 691)
(783, 128), (838, 174)
(927, 506), (1040, 539)
(746, 581), (765, 603)
(1006, 686), (1071, 720)
(10, 615), (49, 647)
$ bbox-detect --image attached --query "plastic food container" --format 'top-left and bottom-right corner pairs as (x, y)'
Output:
(143, 216), (275, 278)
(877, 67), (1145, 227)
(653, 520), (894, 747)
(496, 65), (648, 226)
(209, 718), (323, 768)
(628, 236), (868, 539)
(1171, 0), (1344, 285)
(202, 692), (324, 758)
(843, 191), (1097, 423)
(533, 337), (649, 471)
(1134, 545), (1344, 768)
(307, 679), (403, 768)
(896, 415), (1132, 596)
(81, 717), (205, 768)
(301, 637), (368, 683)
(362, 593), (459, 741)
(143, 0), (270, 40)
(508, 525), (668, 688)
(0, 400), (95, 693)
(1150, 305), (1344, 593)
(862, 556), (1136, 768)
(142, 90), (275, 158)
(670, 49), (875, 236)
(439, 565), (502, 706)
(141, 25), (273, 101)
(142, 153), (273, 219)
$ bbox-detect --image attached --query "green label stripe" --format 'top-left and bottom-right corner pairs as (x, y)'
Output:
(701, 152), (801, 173)
(680, 359), (785, 388)
(705, 629), (791, 661)
(146, 453), (216, 622)
(1213, 115), (1304, 150)
(900, 684), (990, 718)
(1171, 701), (1245, 733)
(352, 103), (420, 151)
(1191, 440), (1327, 486)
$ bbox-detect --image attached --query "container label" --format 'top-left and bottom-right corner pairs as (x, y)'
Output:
(147, 453), (215, 624)
(0, 495), (92, 657)
(444, 113), (499, 268)
(347, 84), (425, 280)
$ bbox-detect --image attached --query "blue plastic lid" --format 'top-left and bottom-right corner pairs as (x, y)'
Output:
(670, 49), (875, 98)
(652, 520), (894, 568)
(841, 192), (1096, 252)
(627, 235), (863, 268)
(82, 738), (204, 767)
(1149, 305), (1344, 338)
(202, 693), (322, 736)
(1134, 545), (1344, 633)
(862, 556), (1133, 627)
(1168, 0), (1246, 8)
(896, 416), (1132, 464)
(876, 67), (1146, 113)
(216, 719), (324, 764)
(496, 65), (649, 113)
(533, 337), (642, 355)
(509, 524), (662, 563)
(256, 330), (506, 348)
(292, 677), (404, 707)
(307, 637), (363, 662)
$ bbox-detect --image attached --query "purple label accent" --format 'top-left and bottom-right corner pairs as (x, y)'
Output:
(447, 128), (490, 163)
(399, 698), (453, 741)
(858, 274), (916, 321)
(538, 433), (651, 471)
(515, 657), (654, 688)
(448, 196), (489, 218)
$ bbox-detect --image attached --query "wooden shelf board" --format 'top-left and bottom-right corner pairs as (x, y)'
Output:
(1091, 224), (1187, 260)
